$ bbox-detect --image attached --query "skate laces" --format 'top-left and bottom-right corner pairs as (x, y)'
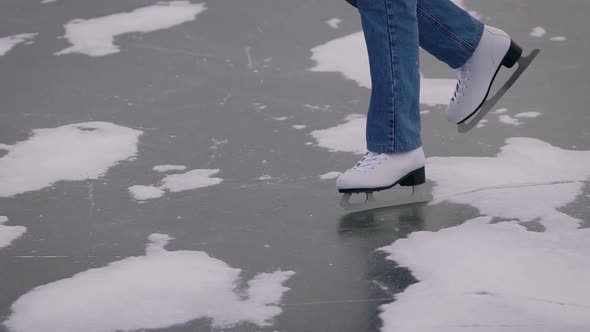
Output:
(352, 152), (387, 172)
(451, 61), (471, 102)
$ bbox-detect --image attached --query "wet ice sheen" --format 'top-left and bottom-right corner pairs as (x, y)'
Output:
(55, 1), (207, 56)
(0, 122), (142, 197)
(4, 234), (294, 332)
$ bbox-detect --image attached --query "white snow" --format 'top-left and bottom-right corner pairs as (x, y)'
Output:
(310, 114), (366, 155)
(498, 114), (522, 126)
(292, 125), (307, 130)
(257, 175), (274, 181)
(379, 217), (590, 332)
(428, 137), (590, 231)
(530, 26), (547, 38)
(319, 172), (342, 180)
(128, 185), (165, 200)
(153, 165), (187, 172)
(476, 119), (488, 128)
(130, 169), (223, 201)
(0, 122), (142, 198)
(309, 32), (456, 106)
(515, 111), (542, 118)
(161, 169), (222, 192)
(0, 33), (37, 56)
(56, 1), (207, 56)
(492, 107), (509, 114)
(41, 0), (57, 4)
(0, 216), (27, 250)
(325, 18), (342, 29)
(273, 116), (289, 121)
(550, 36), (567, 41)
(4, 234), (294, 332)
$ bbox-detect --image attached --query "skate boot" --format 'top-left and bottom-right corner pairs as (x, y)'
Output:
(336, 147), (431, 210)
(446, 25), (540, 132)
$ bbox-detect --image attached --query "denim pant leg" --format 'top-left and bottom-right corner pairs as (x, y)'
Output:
(344, 0), (484, 153)
(357, 0), (421, 153)
(417, 1), (483, 68)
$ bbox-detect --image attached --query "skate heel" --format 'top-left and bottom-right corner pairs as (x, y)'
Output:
(501, 40), (523, 68)
(400, 167), (425, 187)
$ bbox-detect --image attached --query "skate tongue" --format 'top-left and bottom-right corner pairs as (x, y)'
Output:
(353, 152), (386, 171)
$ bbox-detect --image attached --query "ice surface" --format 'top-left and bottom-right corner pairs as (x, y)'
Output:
(153, 165), (187, 172)
(3, 234), (294, 332)
(0, 216), (27, 250)
(530, 26), (547, 38)
(130, 169), (223, 201)
(55, 1), (207, 56)
(326, 18), (342, 29)
(309, 32), (456, 106)
(0, 33), (37, 56)
(0, 122), (142, 197)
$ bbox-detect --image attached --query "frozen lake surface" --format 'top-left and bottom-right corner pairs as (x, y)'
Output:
(1, 0), (589, 331)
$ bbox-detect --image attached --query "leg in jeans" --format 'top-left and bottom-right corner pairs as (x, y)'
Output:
(343, 0), (484, 153)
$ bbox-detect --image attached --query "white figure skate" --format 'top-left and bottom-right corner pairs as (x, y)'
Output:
(336, 147), (432, 211)
(446, 25), (540, 133)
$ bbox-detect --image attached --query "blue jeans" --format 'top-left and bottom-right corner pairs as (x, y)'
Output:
(345, 0), (484, 153)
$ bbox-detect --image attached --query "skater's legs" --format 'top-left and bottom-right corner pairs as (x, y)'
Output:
(416, 0), (483, 68)
(356, 0), (421, 153)
(344, 0), (484, 69)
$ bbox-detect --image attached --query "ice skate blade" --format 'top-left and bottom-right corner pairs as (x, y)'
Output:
(339, 185), (432, 211)
(458, 48), (541, 133)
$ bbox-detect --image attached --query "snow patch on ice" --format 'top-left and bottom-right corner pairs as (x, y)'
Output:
(530, 26), (547, 38)
(515, 111), (541, 118)
(153, 165), (187, 172)
(0, 122), (141, 197)
(320, 172), (342, 180)
(0, 216), (27, 250)
(273, 116), (289, 121)
(550, 36), (567, 41)
(0, 33), (37, 56)
(309, 32), (456, 106)
(379, 217), (590, 332)
(428, 137), (590, 231)
(492, 108), (509, 114)
(310, 114), (366, 155)
(128, 185), (165, 200)
(56, 1), (207, 56)
(3, 234), (294, 332)
(292, 125), (307, 130)
(498, 114), (522, 126)
(130, 169), (223, 201)
(41, 0), (57, 4)
(325, 18), (342, 29)
(475, 118), (488, 129)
